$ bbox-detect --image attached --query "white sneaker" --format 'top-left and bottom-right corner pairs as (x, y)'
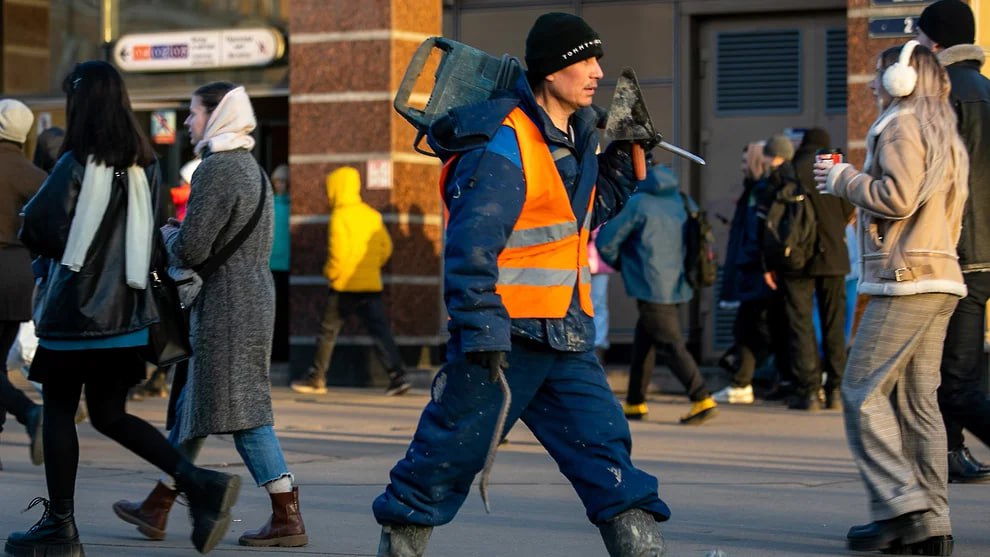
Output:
(712, 384), (754, 404)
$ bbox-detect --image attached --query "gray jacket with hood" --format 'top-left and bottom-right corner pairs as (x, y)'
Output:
(595, 164), (694, 304)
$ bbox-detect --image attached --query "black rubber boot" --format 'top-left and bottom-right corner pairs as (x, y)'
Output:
(598, 508), (666, 557)
(174, 461), (241, 554)
(4, 498), (85, 557)
(377, 524), (433, 557)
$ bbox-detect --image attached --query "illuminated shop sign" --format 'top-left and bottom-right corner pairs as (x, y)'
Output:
(113, 27), (285, 72)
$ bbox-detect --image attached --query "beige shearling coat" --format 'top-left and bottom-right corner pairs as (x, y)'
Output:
(825, 106), (968, 297)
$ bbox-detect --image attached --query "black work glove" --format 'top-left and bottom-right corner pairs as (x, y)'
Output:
(601, 141), (637, 186)
(467, 351), (508, 382)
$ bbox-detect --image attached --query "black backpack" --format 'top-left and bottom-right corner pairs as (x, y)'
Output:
(759, 180), (817, 273)
(679, 192), (718, 289)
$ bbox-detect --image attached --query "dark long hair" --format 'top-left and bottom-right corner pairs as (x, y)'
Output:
(59, 61), (154, 168)
(33, 126), (65, 173)
(194, 81), (237, 114)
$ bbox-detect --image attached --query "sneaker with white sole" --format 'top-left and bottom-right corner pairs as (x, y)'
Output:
(712, 384), (754, 404)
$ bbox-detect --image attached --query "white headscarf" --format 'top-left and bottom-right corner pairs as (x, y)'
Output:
(60, 156), (153, 289)
(194, 86), (257, 156)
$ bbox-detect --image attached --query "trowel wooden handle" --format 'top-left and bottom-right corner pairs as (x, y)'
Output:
(631, 143), (646, 181)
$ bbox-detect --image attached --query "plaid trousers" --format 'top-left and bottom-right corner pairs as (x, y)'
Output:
(842, 293), (958, 536)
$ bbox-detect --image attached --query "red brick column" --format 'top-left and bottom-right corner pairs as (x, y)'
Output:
(287, 1), (443, 380)
(845, 0), (949, 167)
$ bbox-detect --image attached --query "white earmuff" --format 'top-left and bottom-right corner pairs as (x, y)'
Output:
(883, 40), (920, 98)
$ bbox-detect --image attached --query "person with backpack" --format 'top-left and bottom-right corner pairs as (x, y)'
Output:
(758, 134), (823, 411)
(783, 128), (855, 411)
(714, 141), (790, 404)
(596, 164), (718, 425)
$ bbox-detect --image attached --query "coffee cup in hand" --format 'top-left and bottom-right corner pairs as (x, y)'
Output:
(814, 149), (843, 194)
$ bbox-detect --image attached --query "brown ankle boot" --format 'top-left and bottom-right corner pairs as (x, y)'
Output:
(112, 481), (178, 540)
(238, 487), (308, 547)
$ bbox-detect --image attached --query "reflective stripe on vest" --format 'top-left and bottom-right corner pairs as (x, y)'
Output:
(438, 107), (595, 319)
(496, 107), (594, 318)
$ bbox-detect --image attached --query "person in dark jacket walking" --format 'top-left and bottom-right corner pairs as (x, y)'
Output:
(916, 0), (990, 484)
(714, 141), (790, 404)
(372, 13), (669, 557)
(784, 128), (855, 410)
(0, 99), (45, 471)
(596, 164), (718, 425)
(7, 61), (240, 557)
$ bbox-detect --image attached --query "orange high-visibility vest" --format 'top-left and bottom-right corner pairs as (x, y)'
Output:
(440, 107), (594, 319)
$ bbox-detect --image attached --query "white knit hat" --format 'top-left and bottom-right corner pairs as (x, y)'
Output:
(0, 99), (34, 144)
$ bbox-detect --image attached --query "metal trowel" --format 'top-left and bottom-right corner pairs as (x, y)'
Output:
(605, 67), (705, 179)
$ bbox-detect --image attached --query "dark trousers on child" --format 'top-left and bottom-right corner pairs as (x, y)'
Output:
(627, 300), (709, 405)
(308, 290), (405, 380)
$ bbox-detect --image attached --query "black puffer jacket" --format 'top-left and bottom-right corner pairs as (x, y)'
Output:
(19, 152), (163, 339)
(940, 44), (990, 272)
(792, 130), (854, 277)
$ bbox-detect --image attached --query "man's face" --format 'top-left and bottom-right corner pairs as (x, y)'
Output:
(543, 57), (604, 113)
(185, 95), (209, 146)
(916, 29), (940, 52)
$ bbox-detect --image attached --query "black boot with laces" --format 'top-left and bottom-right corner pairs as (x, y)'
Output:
(4, 497), (85, 557)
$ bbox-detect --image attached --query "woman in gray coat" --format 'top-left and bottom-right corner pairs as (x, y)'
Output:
(113, 82), (307, 548)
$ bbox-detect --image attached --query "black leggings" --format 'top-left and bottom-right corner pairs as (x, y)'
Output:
(38, 347), (183, 501)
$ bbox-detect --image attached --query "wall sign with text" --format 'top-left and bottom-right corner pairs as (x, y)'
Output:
(868, 16), (921, 38)
(870, 0), (931, 5)
(113, 27), (285, 72)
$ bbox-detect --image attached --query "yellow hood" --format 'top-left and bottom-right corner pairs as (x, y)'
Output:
(326, 166), (362, 209)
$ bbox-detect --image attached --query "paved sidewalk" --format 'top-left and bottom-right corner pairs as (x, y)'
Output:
(1, 381), (988, 556)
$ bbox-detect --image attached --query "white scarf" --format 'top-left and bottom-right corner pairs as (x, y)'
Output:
(61, 156), (153, 289)
(194, 86), (257, 156)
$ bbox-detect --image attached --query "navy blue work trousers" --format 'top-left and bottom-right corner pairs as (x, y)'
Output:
(373, 341), (671, 526)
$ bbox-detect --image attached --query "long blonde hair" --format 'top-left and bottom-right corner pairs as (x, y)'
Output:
(877, 44), (968, 219)
(743, 141), (767, 180)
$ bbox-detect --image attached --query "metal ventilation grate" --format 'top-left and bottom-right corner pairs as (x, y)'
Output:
(716, 30), (802, 115)
(826, 28), (848, 113)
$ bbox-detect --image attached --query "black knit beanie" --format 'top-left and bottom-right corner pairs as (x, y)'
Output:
(525, 13), (603, 83)
(918, 0), (975, 48)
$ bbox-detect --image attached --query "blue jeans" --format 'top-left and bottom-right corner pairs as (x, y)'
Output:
(168, 385), (290, 487)
(591, 274), (610, 349)
(373, 342), (670, 526)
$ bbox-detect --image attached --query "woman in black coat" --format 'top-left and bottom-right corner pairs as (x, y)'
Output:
(6, 61), (240, 557)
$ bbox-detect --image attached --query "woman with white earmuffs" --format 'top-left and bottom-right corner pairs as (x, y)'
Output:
(814, 41), (968, 556)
